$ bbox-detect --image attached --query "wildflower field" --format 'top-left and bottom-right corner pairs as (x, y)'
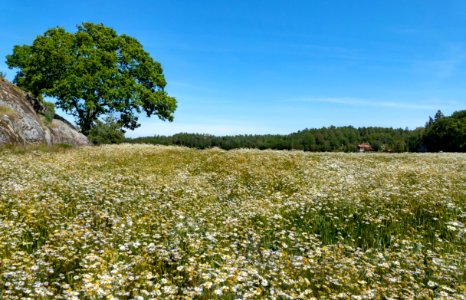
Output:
(0, 144), (465, 299)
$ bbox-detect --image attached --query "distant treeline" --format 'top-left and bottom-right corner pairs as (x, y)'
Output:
(125, 110), (466, 152)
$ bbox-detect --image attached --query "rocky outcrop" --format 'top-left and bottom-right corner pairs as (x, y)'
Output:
(49, 118), (89, 145)
(0, 77), (89, 146)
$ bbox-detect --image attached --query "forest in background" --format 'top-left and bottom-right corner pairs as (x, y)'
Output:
(125, 110), (466, 152)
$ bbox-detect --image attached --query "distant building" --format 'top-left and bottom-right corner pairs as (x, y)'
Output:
(357, 143), (374, 152)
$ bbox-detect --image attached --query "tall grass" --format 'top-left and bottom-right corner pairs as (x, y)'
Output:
(0, 105), (17, 119)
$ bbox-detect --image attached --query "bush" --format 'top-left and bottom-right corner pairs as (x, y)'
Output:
(41, 100), (56, 123)
(87, 116), (125, 145)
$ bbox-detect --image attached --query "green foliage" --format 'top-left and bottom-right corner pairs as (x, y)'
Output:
(41, 100), (56, 123)
(125, 110), (466, 153)
(6, 22), (176, 135)
(87, 116), (125, 145)
(0, 71), (5, 79)
(423, 110), (466, 152)
(126, 126), (426, 152)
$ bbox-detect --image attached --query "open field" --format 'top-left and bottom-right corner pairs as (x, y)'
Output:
(0, 144), (465, 299)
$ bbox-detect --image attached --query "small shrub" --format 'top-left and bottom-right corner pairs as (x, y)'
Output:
(87, 116), (125, 145)
(41, 101), (56, 123)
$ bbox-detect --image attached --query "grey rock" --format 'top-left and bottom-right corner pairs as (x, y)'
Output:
(0, 78), (89, 146)
(50, 119), (89, 146)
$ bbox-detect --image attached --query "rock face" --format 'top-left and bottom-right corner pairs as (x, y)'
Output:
(0, 77), (89, 146)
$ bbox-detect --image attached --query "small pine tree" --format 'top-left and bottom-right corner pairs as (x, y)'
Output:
(434, 110), (444, 121)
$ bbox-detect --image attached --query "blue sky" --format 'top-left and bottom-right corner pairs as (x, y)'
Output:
(1, 0), (465, 136)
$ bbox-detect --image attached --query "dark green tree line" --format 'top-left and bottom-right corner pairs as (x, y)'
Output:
(126, 110), (465, 152)
(125, 126), (423, 152)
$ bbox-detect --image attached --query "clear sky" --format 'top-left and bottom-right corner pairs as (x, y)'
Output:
(1, 1), (466, 136)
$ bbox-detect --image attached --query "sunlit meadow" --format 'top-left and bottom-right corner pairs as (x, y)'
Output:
(0, 144), (465, 299)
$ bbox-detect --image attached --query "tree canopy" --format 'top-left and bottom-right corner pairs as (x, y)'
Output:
(423, 110), (466, 152)
(125, 126), (425, 152)
(6, 22), (176, 134)
(125, 110), (466, 152)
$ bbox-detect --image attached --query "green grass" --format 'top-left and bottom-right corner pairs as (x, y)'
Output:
(0, 104), (17, 119)
(0, 143), (74, 154)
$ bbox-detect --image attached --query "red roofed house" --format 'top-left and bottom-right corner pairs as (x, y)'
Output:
(357, 143), (374, 152)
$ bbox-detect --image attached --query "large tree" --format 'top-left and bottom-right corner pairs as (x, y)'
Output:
(6, 22), (176, 134)
(423, 110), (466, 152)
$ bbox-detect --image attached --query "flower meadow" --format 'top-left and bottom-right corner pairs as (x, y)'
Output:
(0, 144), (465, 299)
